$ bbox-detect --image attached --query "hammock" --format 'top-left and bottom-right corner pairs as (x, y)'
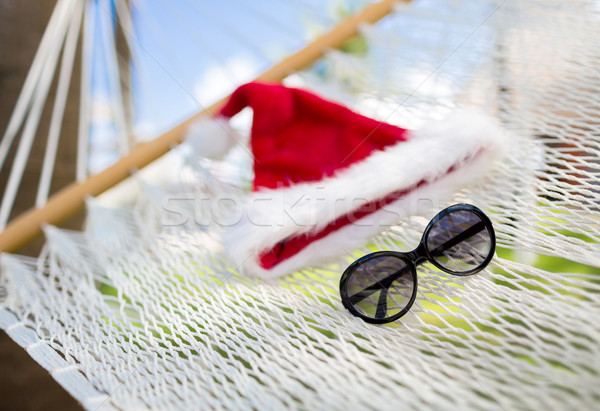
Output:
(1, 0), (600, 409)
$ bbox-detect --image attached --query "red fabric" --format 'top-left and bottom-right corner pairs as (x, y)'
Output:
(219, 82), (409, 191)
(257, 159), (468, 270)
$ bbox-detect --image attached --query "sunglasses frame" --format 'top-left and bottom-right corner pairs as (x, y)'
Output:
(339, 203), (496, 324)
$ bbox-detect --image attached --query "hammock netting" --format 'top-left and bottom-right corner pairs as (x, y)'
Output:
(2, 0), (600, 409)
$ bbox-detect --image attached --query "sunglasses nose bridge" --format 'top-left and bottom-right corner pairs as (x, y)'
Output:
(407, 242), (428, 266)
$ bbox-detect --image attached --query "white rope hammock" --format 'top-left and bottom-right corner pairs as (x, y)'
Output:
(2, 0), (600, 409)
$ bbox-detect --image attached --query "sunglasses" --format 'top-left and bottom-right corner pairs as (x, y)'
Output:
(339, 204), (496, 324)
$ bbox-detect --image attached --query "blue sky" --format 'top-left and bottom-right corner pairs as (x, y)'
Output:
(128, 0), (371, 134)
(87, 0), (371, 172)
(86, 0), (494, 173)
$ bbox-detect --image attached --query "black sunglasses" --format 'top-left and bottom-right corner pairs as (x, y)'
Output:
(339, 204), (496, 324)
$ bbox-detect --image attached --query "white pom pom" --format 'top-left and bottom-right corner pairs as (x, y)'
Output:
(185, 116), (240, 159)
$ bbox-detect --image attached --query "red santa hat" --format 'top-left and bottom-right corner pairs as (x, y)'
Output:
(187, 82), (510, 279)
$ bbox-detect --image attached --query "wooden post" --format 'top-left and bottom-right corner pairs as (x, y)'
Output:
(0, 0), (407, 253)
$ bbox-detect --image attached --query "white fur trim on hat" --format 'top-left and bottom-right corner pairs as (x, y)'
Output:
(223, 110), (512, 279)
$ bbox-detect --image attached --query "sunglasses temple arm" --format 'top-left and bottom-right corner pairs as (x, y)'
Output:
(375, 286), (388, 319)
(348, 267), (407, 305)
(428, 221), (486, 258)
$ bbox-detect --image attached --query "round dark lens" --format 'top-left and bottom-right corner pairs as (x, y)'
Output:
(344, 255), (415, 320)
(425, 209), (493, 273)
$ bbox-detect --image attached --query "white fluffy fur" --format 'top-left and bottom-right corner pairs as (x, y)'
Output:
(223, 110), (512, 279)
(185, 116), (240, 159)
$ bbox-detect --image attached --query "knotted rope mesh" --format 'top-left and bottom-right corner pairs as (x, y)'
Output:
(1, 0), (600, 409)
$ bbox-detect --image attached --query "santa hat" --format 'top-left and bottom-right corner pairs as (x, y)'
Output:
(187, 82), (510, 279)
